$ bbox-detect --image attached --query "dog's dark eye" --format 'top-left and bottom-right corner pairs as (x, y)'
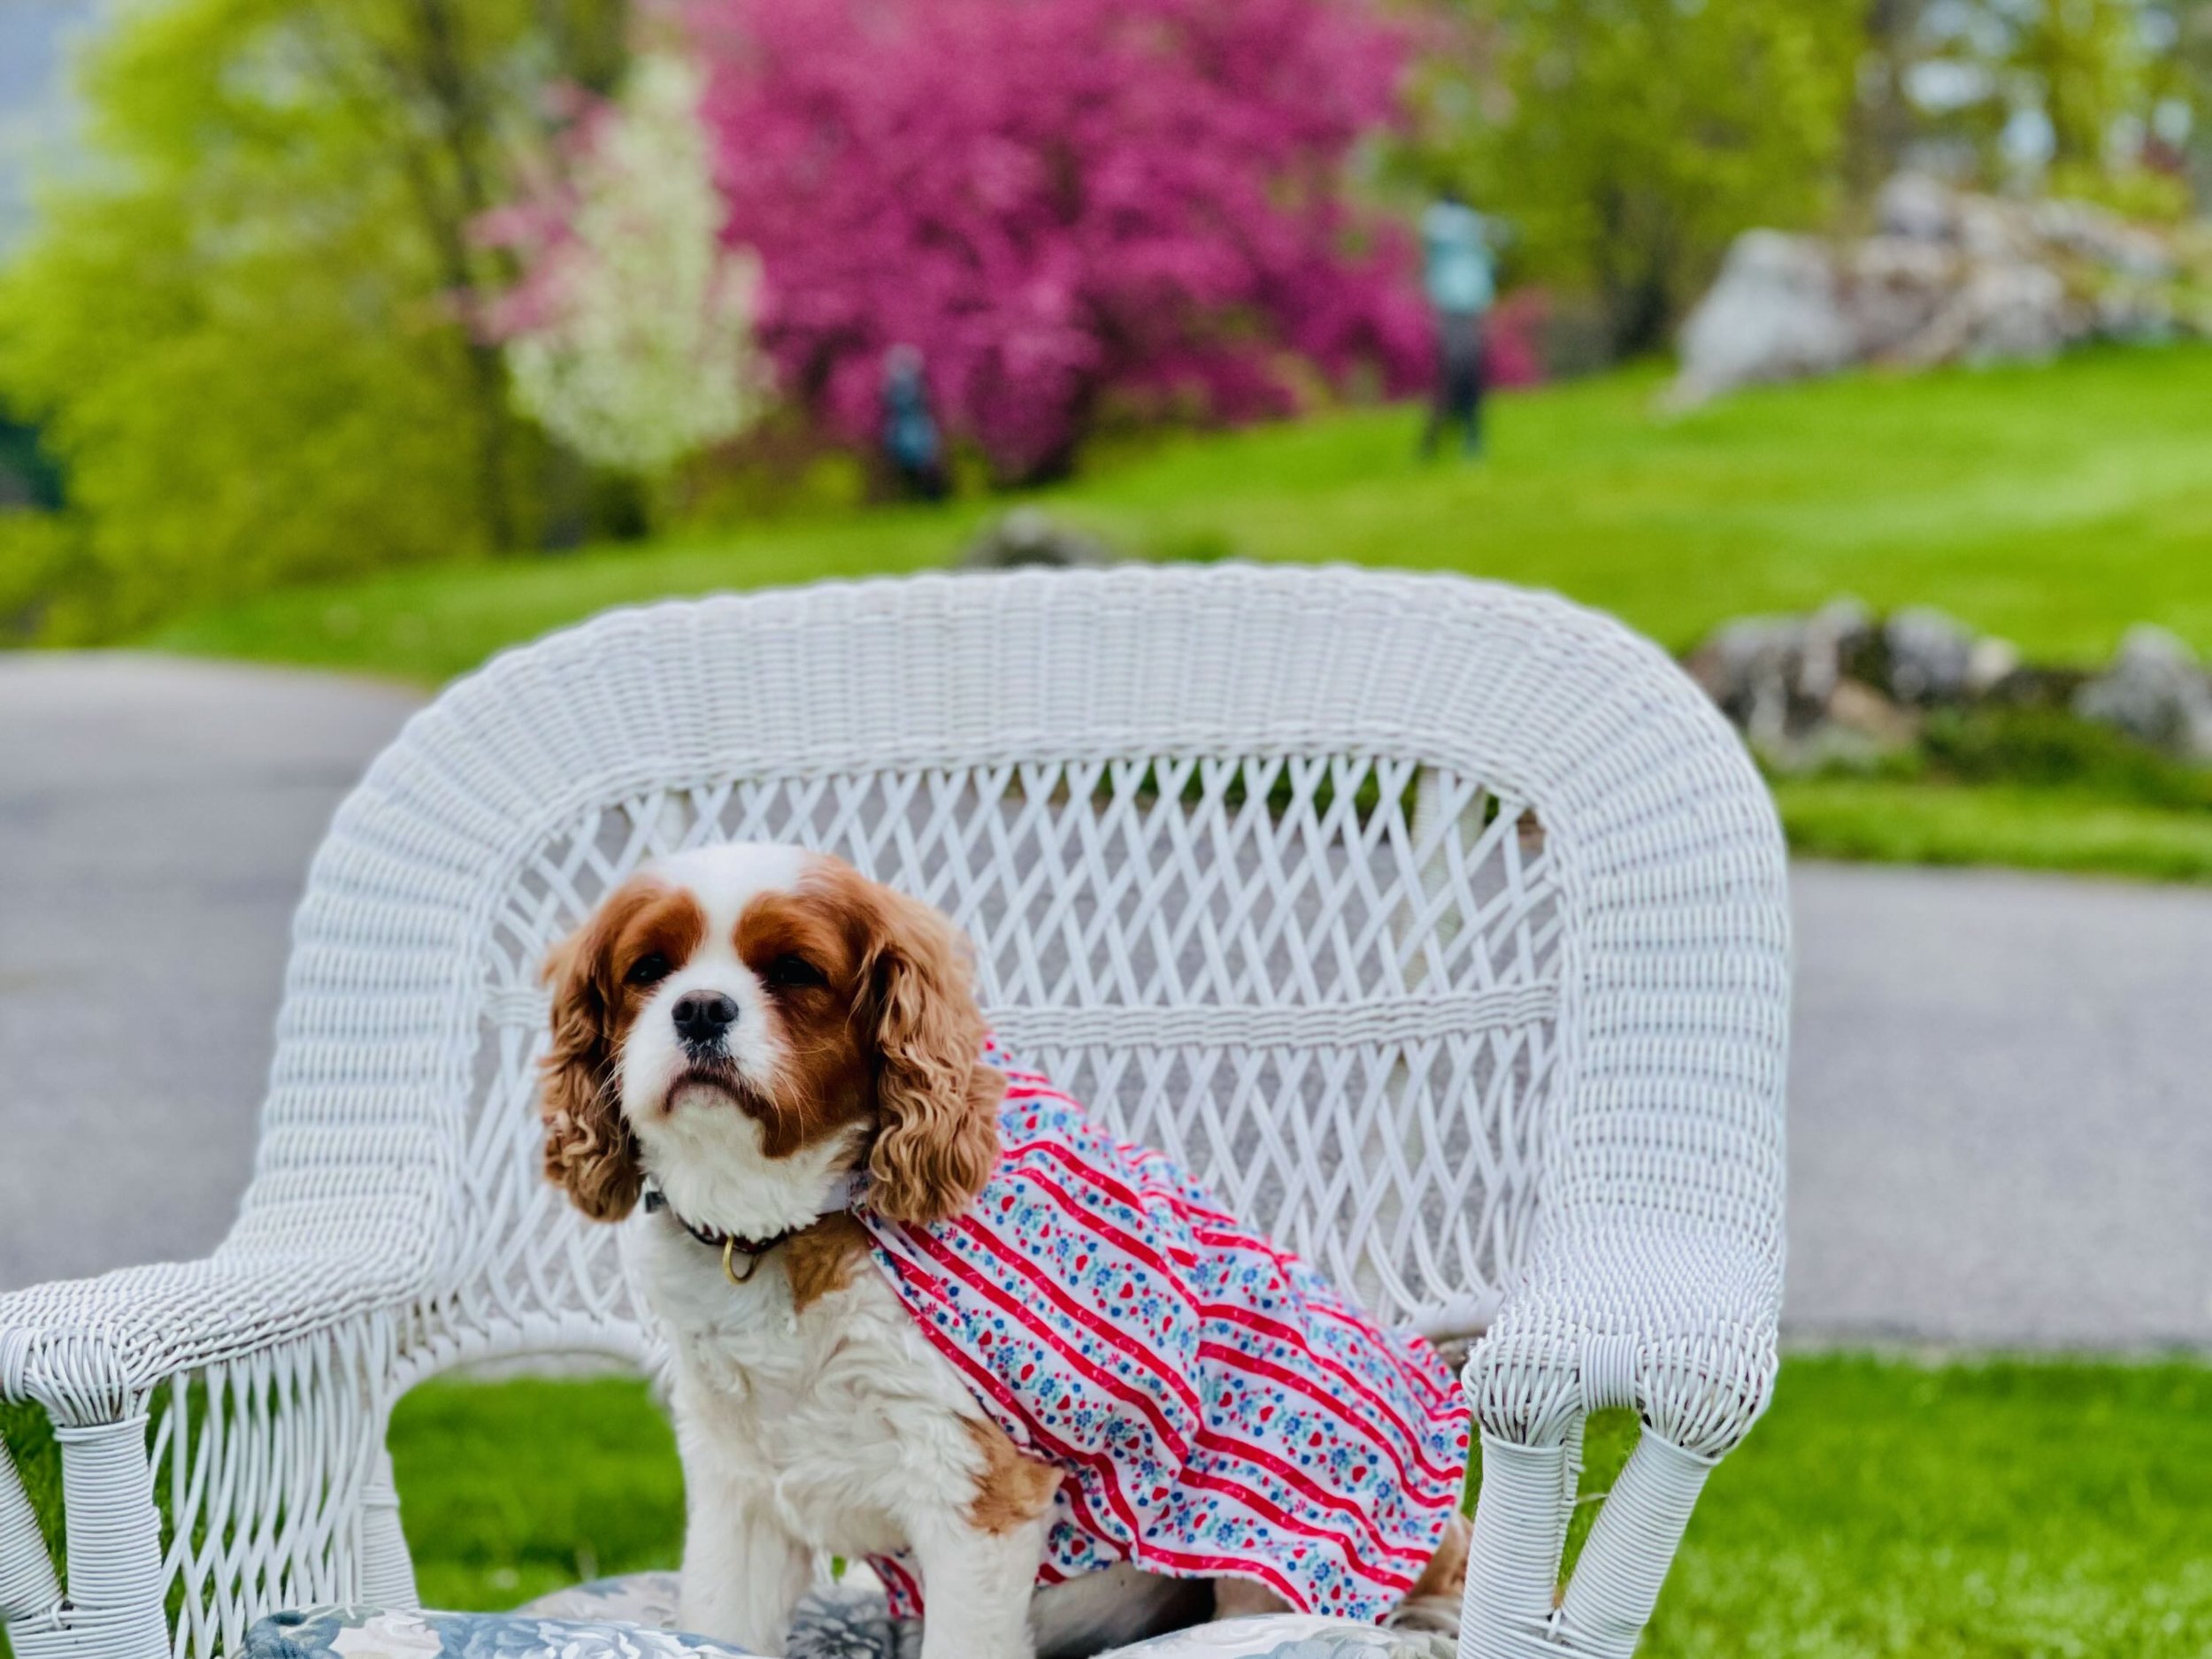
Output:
(764, 953), (827, 991)
(625, 952), (672, 987)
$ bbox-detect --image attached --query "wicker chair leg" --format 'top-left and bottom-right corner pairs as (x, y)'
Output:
(1, 1437), (64, 1639)
(1552, 1432), (1715, 1659)
(1459, 1430), (1578, 1659)
(39, 1417), (170, 1659)
(358, 1440), (419, 1609)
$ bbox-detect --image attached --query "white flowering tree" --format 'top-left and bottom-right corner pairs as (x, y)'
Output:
(500, 52), (772, 475)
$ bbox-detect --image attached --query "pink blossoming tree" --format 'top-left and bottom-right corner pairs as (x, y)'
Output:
(686, 0), (1425, 481)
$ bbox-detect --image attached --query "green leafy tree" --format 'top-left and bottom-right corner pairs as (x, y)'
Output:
(1874, 3), (2202, 210)
(1908, 1), (2154, 177)
(2181, 2), (2212, 197)
(1413, 0), (1859, 356)
(2015, 0), (2152, 166)
(1847, 0), (1931, 204)
(494, 50), (772, 480)
(0, 0), (626, 641)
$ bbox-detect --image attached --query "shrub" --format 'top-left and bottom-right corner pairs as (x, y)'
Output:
(0, 0), (629, 641)
(684, 0), (1427, 483)
(488, 51), (775, 478)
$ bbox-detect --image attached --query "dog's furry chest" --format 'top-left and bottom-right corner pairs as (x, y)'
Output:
(634, 1217), (982, 1556)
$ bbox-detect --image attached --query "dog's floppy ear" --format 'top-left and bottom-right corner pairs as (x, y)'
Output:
(539, 885), (651, 1222)
(858, 885), (1002, 1226)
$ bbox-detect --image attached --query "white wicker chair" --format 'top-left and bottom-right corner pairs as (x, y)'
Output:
(0, 565), (1790, 1659)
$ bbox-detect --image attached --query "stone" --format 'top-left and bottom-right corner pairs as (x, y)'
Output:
(1955, 261), (2074, 364)
(1684, 598), (1875, 757)
(1955, 194), (2038, 265)
(960, 508), (1112, 571)
(2094, 282), (2181, 343)
(1875, 257), (2075, 367)
(1672, 173), (2206, 402)
(1882, 606), (1978, 705)
(1800, 597), (1877, 703)
(1685, 614), (1808, 752)
(2032, 197), (2174, 280)
(1845, 236), (1959, 357)
(1671, 232), (1857, 404)
(1685, 597), (2031, 767)
(1688, 600), (2212, 772)
(1966, 635), (2023, 697)
(1824, 677), (1920, 749)
(1877, 173), (1961, 243)
(2073, 625), (2212, 761)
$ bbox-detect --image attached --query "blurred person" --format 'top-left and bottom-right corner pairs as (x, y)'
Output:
(1418, 189), (1500, 460)
(881, 344), (949, 500)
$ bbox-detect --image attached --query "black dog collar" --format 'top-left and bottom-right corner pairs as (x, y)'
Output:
(642, 1175), (867, 1286)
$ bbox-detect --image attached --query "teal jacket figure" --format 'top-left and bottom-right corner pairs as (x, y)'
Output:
(881, 343), (949, 501)
(1418, 193), (1498, 459)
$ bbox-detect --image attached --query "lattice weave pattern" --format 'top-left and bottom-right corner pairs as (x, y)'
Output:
(0, 567), (1789, 1659)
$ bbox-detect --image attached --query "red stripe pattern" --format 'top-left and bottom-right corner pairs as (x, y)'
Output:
(856, 1044), (1470, 1622)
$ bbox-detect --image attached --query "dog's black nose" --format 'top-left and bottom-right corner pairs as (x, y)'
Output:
(672, 991), (739, 1049)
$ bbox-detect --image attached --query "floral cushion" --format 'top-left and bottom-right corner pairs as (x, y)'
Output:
(1098, 1618), (1449, 1658)
(245, 1573), (1449, 1659)
(241, 1604), (757, 1657)
(513, 1574), (686, 1630)
(243, 1579), (900, 1659)
(521, 1574), (913, 1658)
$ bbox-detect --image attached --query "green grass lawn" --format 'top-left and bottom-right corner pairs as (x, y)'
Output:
(7, 1356), (2210, 1657)
(139, 344), (2212, 885)
(1769, 698), (2212, 882)
(1774, 776), (2212, 881)
(150, 346), (2212, 681)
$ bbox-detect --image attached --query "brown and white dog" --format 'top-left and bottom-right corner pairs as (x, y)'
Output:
(538, 843), (1467, 1658)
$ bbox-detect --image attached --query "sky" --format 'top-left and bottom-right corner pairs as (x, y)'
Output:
(0, 0), (102, 249)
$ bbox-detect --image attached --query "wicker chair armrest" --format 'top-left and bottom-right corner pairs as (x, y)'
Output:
(1455, 1218), (1778, 1659)
(0, 1246), (411, 1426)
(1466, 1216), (1781, 1459)
(3, 1251), (416, 1658)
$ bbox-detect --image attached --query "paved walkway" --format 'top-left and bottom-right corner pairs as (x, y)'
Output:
(0, 655), (423, 1286)
(3, 654), (2206, 1348)
(1787, 863), (2212, 1348)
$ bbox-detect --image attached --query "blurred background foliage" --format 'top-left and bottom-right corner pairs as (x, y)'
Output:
(0, 0), (633, 639)
(1404, 0), (1863, 359)
(0, 0), (2208, 644)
